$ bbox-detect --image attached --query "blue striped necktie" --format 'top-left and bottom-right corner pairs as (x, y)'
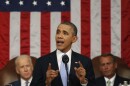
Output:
(60, 55), (67, 86)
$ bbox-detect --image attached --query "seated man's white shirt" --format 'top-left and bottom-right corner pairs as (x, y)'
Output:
(21, 77), (32, 86)
(104, 74), (116, 86)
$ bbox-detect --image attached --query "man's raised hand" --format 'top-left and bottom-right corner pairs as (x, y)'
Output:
(46, 63), (59, 86)
(74, 61), (88, 84)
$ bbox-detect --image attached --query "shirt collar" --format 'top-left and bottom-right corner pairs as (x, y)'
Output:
(57, 49), (72, 61)
(21, 77), (32, 85)
(56, 49), (72, 72)
(104, 74), (116, 83)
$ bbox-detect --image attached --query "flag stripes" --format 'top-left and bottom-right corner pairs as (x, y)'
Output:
(30, 12), (41, 57)
(41, 12), (50, 56)
(81, 0), (91, 57)
(0, 0), (130, 69)
(101, 0), (111, 53)
(20, 12), (30, 55)
(10, 12), (21, 59)
(0, 12), (10, 67)
(121, 0), (130, 67)
(91, 0), (101, 58)
(111, 0), (121, 57)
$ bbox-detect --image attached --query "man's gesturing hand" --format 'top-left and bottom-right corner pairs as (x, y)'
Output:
(45, 63), (59, 86)
(74, 61), (88, 84)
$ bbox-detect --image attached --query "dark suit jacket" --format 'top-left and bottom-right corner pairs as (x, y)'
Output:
(30, 50), (95, 86)
(95, 75), (130, 86)
(9, 80), (21, 86)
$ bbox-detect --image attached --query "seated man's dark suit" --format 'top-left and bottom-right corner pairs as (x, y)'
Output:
(9, 80), (21, 86)
(30, 50), (95, 86)
(95, 74), (130, 86)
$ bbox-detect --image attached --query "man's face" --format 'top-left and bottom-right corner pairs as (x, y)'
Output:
(16, 57), (33, 80)
(99, 56), (117, 79)
(55, 24), (77, 53)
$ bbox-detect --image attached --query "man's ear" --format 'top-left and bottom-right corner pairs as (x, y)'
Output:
(31, 64), (34, 71)
(115, 62), (118, 68)
(72, 36), (78, 43)
(16, 67), (20, 74)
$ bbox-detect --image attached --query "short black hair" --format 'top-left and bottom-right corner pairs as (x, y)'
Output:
(99, 53), (117, 63)
(59, 21), (77, 36)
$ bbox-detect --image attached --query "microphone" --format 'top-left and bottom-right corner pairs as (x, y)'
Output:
(62, 54), (69, 86)
(62, 54), (69, 64)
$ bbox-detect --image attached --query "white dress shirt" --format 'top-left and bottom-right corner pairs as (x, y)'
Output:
(56, 49), (71, 73)
(21, 77), (32, 86)
(104, 74), (116, 86)
(56, 49), (87, 86)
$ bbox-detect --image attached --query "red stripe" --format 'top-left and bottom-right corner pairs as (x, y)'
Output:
(81, 0), (90, 57)
(0, 12), (10, 69)
(121, 0), (130, 67)
(41, 12), (50, 56)
(101, 0), (111, 53)
(61, 12), (70, 22)
(20, 12), (30, 55)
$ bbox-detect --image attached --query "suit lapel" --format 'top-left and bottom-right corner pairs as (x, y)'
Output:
(49, 51), (63, 86)
(114, 75), (120, 86)
(15, 80), (21, 86)
(49, 51), (59, 70)
(69, 51), (81, 86)
(102, 78), (106, 86)
(97, 77), (106, 86)
(70, 51), (79, 75)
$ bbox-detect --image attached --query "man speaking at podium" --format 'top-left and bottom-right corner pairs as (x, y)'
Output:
(30, 22), (95, 86)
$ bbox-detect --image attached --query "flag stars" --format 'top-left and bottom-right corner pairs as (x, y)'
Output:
(5, 0), (10, 5)
(4, 0), (68, 8)
(60, 1), (65, 6)
(46, 1), (52, 6)
(32, 1), (37, 6)
(19, 0), (24, 6)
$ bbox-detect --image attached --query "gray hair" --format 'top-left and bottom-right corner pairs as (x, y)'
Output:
(15, 55), (32, 66)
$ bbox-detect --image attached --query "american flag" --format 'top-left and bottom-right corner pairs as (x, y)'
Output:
(0, 0), (130, 69)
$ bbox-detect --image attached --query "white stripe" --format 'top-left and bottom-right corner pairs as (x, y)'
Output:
(71, 0), (81, 53)
(50, 12), (61, 52)
(111, 0), (121, 57)
(91, 0), (101, 59)
(10, 12), (20, 59)
(30, 12), (41, 58)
